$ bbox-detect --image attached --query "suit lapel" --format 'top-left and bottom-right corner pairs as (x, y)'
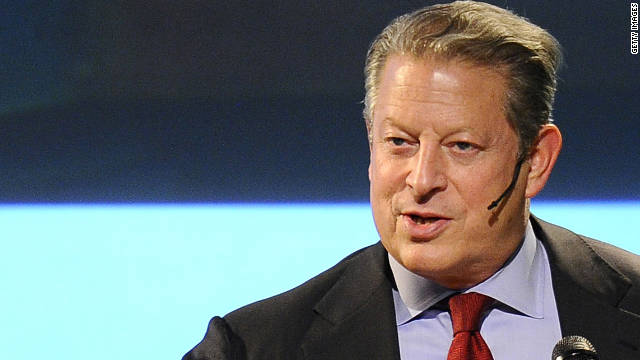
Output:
(532, 217), (640, 358)
(300, 243), (401, 360)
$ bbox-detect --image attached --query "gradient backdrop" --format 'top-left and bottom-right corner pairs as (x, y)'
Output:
(1, 1), (638, 359)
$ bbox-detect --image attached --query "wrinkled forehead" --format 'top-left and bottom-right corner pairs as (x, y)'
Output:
(374, 53), (510, 114)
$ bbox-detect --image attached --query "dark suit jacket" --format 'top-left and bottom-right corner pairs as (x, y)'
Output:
(184, 217), (640, 359)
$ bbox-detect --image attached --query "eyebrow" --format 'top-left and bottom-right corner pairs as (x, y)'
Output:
(382, 116), (396, 126)
(380, 115), (486, 139)
(380, 116), (407, 130)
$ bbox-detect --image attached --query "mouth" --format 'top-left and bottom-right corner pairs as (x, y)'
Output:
(408, 214), (444, 225)
(402, 212), (451, 240)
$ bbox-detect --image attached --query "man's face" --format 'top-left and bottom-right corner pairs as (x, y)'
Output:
(369, 54), (530, 289)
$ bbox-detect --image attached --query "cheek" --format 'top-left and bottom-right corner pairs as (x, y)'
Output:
(370, 161), (404, 202)
(369, 159), (403, 229)
(462, 183), (491, 209)
(450, 161), (509, 206)
(370, 172), (393, 212)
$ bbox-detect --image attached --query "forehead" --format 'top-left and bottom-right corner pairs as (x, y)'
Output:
(375, 54), (508, 120)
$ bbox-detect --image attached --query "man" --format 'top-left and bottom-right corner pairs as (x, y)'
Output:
(184, 2), (640, 359)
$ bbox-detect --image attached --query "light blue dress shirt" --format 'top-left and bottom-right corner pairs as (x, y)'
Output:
(390, 221), (562, 360)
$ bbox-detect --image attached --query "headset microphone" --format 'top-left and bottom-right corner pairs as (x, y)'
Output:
(487, 157), (526, 210)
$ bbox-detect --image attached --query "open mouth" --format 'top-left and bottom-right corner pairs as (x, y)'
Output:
(403, 213), (450, 239)
(409, 215), (443, 225)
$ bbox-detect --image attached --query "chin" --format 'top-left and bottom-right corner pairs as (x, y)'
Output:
(398, 244), (450, 275)
(395, 243), (472, 285)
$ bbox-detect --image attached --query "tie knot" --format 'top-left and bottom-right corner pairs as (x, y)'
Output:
(449, 292), (494, 335)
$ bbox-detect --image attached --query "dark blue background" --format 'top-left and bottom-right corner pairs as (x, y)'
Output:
(2, 0), (638, 202)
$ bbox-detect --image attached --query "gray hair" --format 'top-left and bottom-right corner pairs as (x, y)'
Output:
(363, 1), (562, 155)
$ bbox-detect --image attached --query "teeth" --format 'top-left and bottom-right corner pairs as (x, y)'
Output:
(410, 215), (437, 224)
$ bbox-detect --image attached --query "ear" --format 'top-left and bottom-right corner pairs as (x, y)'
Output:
(366, 117), (374, 182)
(365, 117), (373, 150)
(525, 124), (562, 198)
(368, 141), (373, 182)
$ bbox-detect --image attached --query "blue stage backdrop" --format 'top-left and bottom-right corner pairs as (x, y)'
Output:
(1, 201), (638, 359)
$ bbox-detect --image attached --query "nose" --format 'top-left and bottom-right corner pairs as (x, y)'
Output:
(405, 144), (447, 202)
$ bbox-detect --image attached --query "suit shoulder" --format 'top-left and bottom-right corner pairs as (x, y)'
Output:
(578, 233), (640, 318)
(223, 243), (384, 346)
(580, 234), (640, 285)
(534, 216), (640, 277)
(534, 216), (640, 314)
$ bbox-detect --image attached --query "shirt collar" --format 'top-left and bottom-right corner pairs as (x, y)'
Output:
(390, 220), (545, 325)
(389, 252), (454, 321)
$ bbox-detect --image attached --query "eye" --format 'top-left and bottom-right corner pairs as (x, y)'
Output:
(390, 137), (406, 146)
(452, 141), (474, 151)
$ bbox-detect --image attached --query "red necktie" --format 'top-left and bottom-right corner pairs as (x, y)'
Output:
(446, 292), (495, 360)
